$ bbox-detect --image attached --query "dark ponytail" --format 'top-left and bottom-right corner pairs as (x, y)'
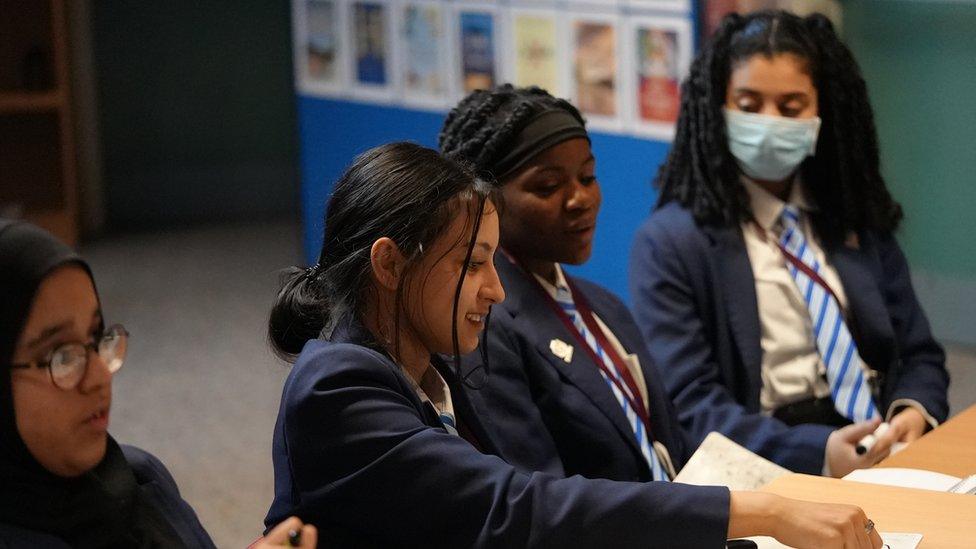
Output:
(269, 142), (492, 363)
(267, 266), (328, 360)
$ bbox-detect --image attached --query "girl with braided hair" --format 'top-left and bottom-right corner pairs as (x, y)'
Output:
(440, 85), (881, 548)
(629, 10), (948, 479)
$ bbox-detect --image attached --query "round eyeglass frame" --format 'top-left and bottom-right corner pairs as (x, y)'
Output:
(10, 324), (128, 390)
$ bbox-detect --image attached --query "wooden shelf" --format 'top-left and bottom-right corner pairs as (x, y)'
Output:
(0, 90), (63, 113)
(0, 0), (78, 245)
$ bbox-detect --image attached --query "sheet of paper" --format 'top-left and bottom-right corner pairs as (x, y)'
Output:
(747, 532), (921, 549)
(674, 431), (790, 491)
(843, 467), (961, 492)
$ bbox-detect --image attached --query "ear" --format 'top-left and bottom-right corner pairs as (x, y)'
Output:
(370, 237), (406, 291)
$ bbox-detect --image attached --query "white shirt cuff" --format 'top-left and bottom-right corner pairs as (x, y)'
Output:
(886, 399), (939, 430)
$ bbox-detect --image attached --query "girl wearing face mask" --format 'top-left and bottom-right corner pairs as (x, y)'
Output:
(264, 142), (879, 548)
(629, 11), (948, 479)
(0, 220), (315, 548)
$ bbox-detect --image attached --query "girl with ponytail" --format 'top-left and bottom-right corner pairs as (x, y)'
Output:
(629, 10), (948, 479)
(264, 142), (882, 548)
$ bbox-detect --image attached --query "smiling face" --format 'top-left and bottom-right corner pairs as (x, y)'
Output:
(9, 265), (112, 477)
(498, 137), (601, 271)
(403, 200), (505, 356)
(725, 53), (818, 119)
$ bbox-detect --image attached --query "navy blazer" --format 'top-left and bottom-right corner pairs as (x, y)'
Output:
(0, 446), (215, 549)
(265, 322), (730, 548)
(628, 202), (949, 474)
(458, 256), (693, 482)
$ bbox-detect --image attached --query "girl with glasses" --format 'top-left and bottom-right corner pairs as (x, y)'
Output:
(0, 220), (314, 548)
(264, 142), (880, 548)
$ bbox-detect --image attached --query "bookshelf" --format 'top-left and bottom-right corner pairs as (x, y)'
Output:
(0, 0), (78, 245)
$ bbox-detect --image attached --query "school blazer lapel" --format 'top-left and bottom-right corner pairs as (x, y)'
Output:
(707, 225), (764, 393)
(496, 258), (646, 460)
(828, 243), (894, 371)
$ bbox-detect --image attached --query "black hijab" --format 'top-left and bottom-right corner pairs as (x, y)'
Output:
(0, 220), (185, 548)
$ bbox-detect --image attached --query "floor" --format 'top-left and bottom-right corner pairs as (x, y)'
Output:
(82, 221), (976, 548)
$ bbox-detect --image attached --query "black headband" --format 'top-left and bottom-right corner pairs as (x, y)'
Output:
(491, 109), (589, 180)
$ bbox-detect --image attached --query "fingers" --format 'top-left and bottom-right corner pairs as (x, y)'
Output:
(300, 524), (317, 548)
(265, 516), (304, 544)
(865, 424), (899, 463)
(263, 516), (314, 547)
(901, 429), (922, 443)
(840, 419), (881, 443)
(869, 527), (883, 548)
(848, 507), (873, 549)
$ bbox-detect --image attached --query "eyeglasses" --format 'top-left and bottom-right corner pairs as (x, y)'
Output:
(10, 324), (128, 390)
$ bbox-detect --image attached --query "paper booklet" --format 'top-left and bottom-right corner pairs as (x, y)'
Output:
(844, 467), (976, 494)
(674, 431), (790, 491)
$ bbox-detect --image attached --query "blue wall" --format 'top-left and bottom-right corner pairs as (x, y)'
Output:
(298, 96), (669, 303)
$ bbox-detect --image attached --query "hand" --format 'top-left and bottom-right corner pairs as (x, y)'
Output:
(253, 516), (317, 548)
(728, 492), (882, 549)
(888, 407), (928, 443)
(825, 419), (890, 478)
(771, 495), (883, 549)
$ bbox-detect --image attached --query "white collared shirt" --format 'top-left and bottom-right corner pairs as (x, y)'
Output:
(407, 365), (458, 435)
(740, 177), (936, 429)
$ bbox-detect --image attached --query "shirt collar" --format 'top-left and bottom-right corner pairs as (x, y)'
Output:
(742, 175), (816, 230)
(407, 364), (455, 419)
(532, 263), (569, 298)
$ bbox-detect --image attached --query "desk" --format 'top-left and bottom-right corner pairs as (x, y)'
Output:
(761, 474), (976, 548)
(877, 404), (976, 478)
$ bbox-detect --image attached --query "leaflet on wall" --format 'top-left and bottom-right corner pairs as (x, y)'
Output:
(509, 8), (564, 97)
(567, 12), (622, 130)
(400, 1), (449, 108)
(350, 0), (394, 100)
(455, 7), (499, 96)
(294, 0), (347, 96)
(625, 14), (692, 140)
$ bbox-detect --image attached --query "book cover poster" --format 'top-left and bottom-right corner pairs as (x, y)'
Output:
(459, 11), (496, 93)
(306, 0), (340, 84)
(572, 20), (617, 118)
(402, 3), (447, 101)
(353, 2), (388, 86)
(512, 12), (560, 96)
(637, 26), (680, 124)
(628, 15), (691, 139)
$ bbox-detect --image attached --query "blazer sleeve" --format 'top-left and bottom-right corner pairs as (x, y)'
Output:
(874, 233), (949, 422)
(460, 313), (567, 477)
(281, 347), (731, 548)
(628, 218), (833, 474)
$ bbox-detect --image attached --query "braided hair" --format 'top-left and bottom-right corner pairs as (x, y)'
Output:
(439, 84), (585, 184)
(657, 10), (902, 244)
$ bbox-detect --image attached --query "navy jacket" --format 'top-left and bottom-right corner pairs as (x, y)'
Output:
(0, 446), (215, 549)
(265, 322), (730, 548)
(459, 256), (693, 482)
(628, 202), (949, 474)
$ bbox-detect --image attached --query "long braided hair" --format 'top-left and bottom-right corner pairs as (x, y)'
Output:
(657, 10), (902, 244)
(439, 84), (585, 184)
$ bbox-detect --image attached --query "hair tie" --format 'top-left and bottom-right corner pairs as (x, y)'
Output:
(304, 264), (320, 280)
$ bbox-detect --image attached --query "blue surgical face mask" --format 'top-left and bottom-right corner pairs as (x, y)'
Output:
(724, 108), (821, 182)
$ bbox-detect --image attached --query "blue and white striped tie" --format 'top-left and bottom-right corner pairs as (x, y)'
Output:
(554, 284), (670, 481)
(779, 205), (880, 423)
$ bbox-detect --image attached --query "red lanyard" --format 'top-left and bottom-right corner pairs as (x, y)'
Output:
(777, 243), (844, 309)
(504, 252), (654, 437)
(751, 220), (845, 311)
